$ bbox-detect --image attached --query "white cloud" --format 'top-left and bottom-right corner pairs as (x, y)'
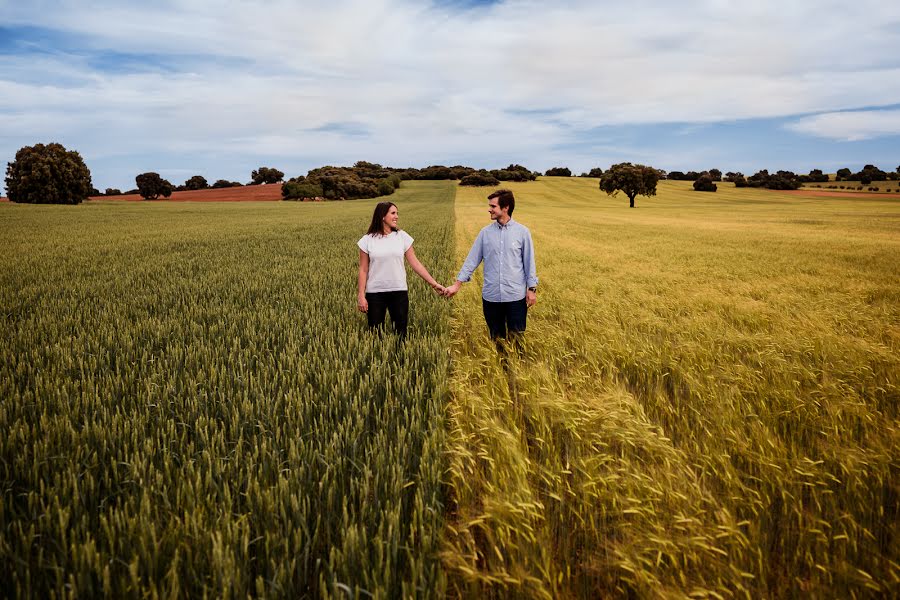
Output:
(1, 0), (900, 190)
(786, 110), (900, 141)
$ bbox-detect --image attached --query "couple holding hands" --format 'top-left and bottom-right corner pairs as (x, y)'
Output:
(357, 189), (538, 340)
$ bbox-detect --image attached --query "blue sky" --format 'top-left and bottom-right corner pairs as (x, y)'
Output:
(1, 0), (899, 193)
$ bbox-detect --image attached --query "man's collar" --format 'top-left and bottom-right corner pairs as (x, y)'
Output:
(495, 217), (514, 228)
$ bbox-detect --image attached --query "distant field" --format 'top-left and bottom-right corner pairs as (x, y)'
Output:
(443, 177), (899, 597)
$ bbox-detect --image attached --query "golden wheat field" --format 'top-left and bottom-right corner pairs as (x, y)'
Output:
(443, 177), (899, 598)
(1, 178), (898, 599)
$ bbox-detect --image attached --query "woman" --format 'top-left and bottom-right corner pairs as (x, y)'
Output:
(357, 201), (445, 337)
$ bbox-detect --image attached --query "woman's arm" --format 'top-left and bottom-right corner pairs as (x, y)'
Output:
(405, 247), (443, 291)
(358, 249), (369, 312)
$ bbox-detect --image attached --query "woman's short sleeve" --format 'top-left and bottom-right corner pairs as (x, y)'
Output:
(357, 235), (369, 253)
(400, 231), (414, 251)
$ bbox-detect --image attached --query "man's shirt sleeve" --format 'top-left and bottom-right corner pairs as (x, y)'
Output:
(523, 228), (538, 288)
(456, 229), (485, 282)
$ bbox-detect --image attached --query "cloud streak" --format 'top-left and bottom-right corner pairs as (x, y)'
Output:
(786, 109), (900, 142)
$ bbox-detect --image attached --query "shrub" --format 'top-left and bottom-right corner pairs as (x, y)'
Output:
(135, 172), (173, 200)
(377, 179), (396, 196)
(105, 188), (122, 196)
(544, 167), (572, 177)
(693, 174), (718, 192)
(281, 181), (324, 200)
(5, 142), (93, 204)
(212, 180), (242, 189)
(459, 172), (500, 186)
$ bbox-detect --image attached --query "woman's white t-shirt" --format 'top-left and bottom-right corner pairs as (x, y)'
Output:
(358, 230), (414, 293)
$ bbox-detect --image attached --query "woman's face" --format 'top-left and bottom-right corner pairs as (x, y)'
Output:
(383, 205), (399, 231)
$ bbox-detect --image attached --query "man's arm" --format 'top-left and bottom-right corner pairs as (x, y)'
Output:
(523, 229), (538, 306)
(446, 230), (485, 297)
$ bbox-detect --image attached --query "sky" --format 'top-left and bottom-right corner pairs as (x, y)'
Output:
(1, 0), (899, 193)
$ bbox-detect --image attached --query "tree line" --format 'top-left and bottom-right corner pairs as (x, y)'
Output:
(5, 141), (899, 205)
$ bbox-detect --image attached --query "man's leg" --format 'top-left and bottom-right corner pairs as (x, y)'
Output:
(505, 298), (528, 353)
(366, 292), (389, 331)
(482, 298), (507, 339)
(386, 291), (409, 338)
(505, 298), (528, 334)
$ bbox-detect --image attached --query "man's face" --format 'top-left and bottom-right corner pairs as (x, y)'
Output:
(488, 199), (506, 221)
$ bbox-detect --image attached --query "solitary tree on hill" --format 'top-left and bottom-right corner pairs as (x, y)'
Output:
(599, 163), (661, 208)
(184, 175), (208, 190)
(5, 142), (93, 204)
(251, 167), (284, 185)
(135, 172), (173, 200)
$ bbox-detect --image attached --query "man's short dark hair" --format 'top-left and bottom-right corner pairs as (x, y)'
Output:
(488, 189), (515, 216)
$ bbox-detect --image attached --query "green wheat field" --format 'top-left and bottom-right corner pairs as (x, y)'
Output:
(1, 179), (898, 598)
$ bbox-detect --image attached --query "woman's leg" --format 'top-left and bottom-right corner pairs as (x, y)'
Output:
(386, 291), (409, 338)
(366, 292), (389, 330)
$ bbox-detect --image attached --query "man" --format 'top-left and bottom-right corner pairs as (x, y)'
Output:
(445, 189), (538, 340)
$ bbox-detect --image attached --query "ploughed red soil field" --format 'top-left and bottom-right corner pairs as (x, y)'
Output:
(94, 184), (284, 202)
(786, 189), (900, 199)
(1, 185), (284, 202)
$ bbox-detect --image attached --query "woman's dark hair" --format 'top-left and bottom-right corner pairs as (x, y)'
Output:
(366, 201), (397, 236)
(488, 189), (515, 216)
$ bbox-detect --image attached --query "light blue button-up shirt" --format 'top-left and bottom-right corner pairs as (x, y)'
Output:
(456, 218), (538, 302)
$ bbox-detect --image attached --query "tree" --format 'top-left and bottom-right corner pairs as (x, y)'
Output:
(135, 172), (173, 199)
(545, 167), (571, 177)
(667, 171), (686, 180)
(803, 169), (828, 183)
(851, 164), (887, 184)
(587, 167), (604, 178)
(250, 167), (284, 185)
(599, 163), (661, 208)
(184, 175), (208, 190)
(708, 168), (722, 181)
(105, 188), (122, 196)
(5, 142), (93, 204)
(693, 173), (718, 192)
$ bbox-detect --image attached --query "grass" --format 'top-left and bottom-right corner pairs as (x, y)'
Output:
(0, 181), (455, 598)
(442, 177), (899, 598)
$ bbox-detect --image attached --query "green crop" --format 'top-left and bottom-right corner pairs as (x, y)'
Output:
(0, 181), (455, 598)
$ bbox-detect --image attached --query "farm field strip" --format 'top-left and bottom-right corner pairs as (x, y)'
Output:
(442, 177), (899, 598)
(0, 181), (455, 598)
